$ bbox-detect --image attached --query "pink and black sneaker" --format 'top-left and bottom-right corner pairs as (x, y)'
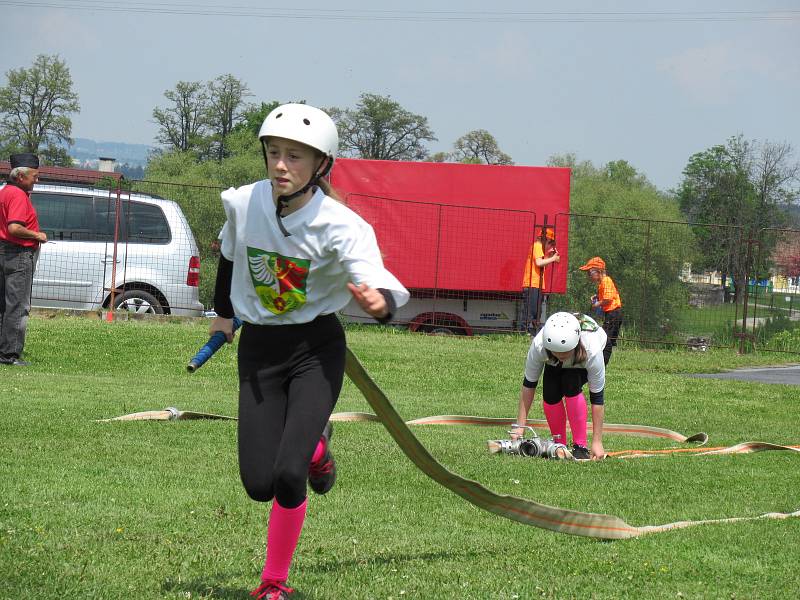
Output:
(308, 421), (336, 494)
(572, 444), (591, 461)
(250, 579), (293, 600)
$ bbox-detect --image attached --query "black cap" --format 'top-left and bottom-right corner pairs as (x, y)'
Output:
(10, 153), (39, 169)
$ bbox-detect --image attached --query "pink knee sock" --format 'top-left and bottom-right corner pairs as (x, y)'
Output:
(311, 437), (326, 464)
(565, 393), (588, 447)
(542, 401), (567, 446)
(261, 498), (308, 582)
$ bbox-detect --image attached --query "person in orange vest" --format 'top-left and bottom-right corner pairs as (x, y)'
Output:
(578, 257), (622, 365)
(521, 226), (559, 333)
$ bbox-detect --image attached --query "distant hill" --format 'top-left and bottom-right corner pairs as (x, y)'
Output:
(66, 138), (153, 168)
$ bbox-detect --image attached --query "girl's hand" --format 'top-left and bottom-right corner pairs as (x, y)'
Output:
(591, 440), (606, 461)
(210, 317), (235, 343)
(510, 425), (526, 441)
(347, 282), (388, 319)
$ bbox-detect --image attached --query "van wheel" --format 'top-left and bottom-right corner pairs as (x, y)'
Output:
(113, 290), (164, 315)
(423, 324), (461, 336)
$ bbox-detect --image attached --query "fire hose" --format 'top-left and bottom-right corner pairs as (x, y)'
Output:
(100, 343), (800, 539)
(340, 348), (800, 539)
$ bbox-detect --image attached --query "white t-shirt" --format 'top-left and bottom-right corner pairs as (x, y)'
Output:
(219, 180), (409, 325)
(524, 315), (607, 394)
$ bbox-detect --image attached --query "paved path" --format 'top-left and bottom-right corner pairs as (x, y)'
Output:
(693, 365), (800, 385)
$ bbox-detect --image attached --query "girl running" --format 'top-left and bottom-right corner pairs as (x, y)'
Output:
(209, 103), (409, 599)
(511, 311), (607, 461)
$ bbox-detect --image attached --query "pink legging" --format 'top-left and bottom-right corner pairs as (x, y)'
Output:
(261, 498), (308, 582)
(542, 392), (588, 447)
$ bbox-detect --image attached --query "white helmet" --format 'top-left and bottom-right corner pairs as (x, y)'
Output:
(258, 103), (338, 160)
(542, 312), (581, 352)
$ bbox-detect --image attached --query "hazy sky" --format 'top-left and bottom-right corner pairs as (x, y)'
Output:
(2, 0), (798, 191)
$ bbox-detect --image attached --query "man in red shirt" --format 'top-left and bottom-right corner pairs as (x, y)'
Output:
(1, 153), (47, 366)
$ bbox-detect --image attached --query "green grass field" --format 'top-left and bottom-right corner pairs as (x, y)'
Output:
(672, 304), (742, 340)
(2, 315), (799, 599)
(746, 289), (800, 313)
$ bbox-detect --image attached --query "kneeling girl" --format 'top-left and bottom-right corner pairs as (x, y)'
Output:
(511, 312), (607, 461)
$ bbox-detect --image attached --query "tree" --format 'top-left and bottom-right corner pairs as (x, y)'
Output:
(117, 163), (145, 179)
(0, 54), (80, 166)
(427, 151), (450, 162)
(451, 129), (513, 165)
(676, 135), (799, 302)
(752, 140), (799, 226)
(773, 236), (800, 279)
(205, 74), (252, 161)
(231, 100), (282, 138)
(546, 152), (599, 182)
(604, 159), (653, 189)
(145, 100), (283, 190)
(152, 81), (209, 153)
(328, 93), (436, 161)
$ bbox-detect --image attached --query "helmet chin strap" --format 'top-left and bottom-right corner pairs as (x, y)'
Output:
(274, 181), (314, 238)
(261, 140), (332, 237)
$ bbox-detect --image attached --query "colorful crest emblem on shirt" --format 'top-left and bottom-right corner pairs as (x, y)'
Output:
(247, 247), (310, 315)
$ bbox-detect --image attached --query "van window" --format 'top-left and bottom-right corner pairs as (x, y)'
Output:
(31, 191), (171, 245)
(32, 192), (95, 241)
(124, 202), (171, 244)
(94, 197), (171, 244)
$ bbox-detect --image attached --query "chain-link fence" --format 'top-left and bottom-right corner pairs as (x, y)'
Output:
(27, 178), (800, 355)
(747, 227), (800, 353)
(548, 213), (746, 350)
(547, 214), (799, 355)
(336, 193), (540, 335)
(129, 179), (226, 310)
(29, 181), (216, 317)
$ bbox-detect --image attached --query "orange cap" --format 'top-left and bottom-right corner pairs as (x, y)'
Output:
(578, 257), (606, 271)
(538, 227), (555, 241)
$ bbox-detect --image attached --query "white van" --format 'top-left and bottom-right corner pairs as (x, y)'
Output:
(21, 183), (204, 316)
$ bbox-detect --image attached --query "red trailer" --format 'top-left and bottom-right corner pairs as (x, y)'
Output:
(331, 158), (571, 333)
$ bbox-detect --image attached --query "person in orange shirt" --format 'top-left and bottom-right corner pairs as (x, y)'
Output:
(521, 226), (559, 333)
(578, 257), (622, 365)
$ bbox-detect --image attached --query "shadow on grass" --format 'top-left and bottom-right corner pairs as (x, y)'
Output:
(159, 549), (502, 598)
(161, 575), (275, 600)
(302, 546), (502, 574)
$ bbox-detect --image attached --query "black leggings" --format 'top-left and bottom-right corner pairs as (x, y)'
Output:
(602, 308), (623, 365)
(542, 363), (588, 405)
(237, 313), (346, 508)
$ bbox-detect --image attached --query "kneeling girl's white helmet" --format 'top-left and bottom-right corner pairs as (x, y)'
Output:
(258, 103), (338, 160)
(542, 312), (581, 352)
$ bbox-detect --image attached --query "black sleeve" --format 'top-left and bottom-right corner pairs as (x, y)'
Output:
(589, 389), (605, 406)
(375, 288), (397, 324)
(523, 377), (538, 389)
(213, 255), (235, 318)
